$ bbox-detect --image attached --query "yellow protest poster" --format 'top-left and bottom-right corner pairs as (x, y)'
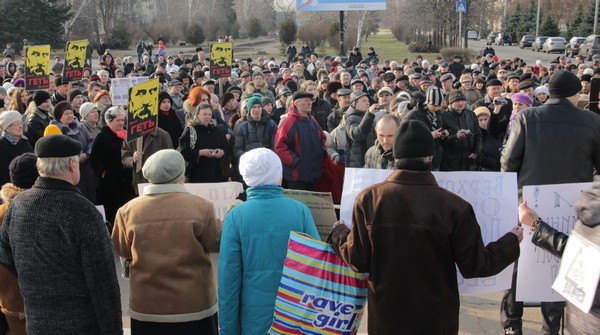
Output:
(63, 40), (87, 82)
(210, 42), (232, 79)
(127, 78), (160, 142)
(25, 45), (51, 90)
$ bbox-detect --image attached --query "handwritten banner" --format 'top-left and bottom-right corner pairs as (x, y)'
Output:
(25, 45), (50, 90)
(340, 168), (519, 294)
(63, 40), (87, 82)
(283, 189), (337, 241)
(517, 182), (592, 301)
(210, 42), (232, 79)
(111, 76), (149, 106)
(127, 78), (159, 142)
(138, 182), (243, 220)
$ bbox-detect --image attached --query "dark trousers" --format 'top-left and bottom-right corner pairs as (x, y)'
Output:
(501, 262), (564, 334)
(131, 313), (218, 335)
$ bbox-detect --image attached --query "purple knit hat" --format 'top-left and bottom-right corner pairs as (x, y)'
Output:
(511, 93), (533, 107)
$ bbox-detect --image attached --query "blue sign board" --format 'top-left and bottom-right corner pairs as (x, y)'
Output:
(297, 0), (386, 11)
(456, 1), (467, 12)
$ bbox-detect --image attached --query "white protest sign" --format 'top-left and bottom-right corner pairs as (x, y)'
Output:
(340, 168), (519, 295)
(517, 182), (592, 301)
(552, 230), (600, 312)
(138, 182), (243, 220)
(111, 76), (149, 106)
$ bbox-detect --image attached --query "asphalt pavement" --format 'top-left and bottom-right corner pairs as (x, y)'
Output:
(469, 39), (567, 67)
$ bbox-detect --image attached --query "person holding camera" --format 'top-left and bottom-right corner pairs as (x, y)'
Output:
(472, 78), (513, 141)
(440, 89), (482, 171)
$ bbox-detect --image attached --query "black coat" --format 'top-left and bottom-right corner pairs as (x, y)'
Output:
(440, 108), (482, 171)
(90, 126), (135, 223)
(477, 128), (501, 171)
(311, 98), (332, 131)
(179, 123), (231, 183)
(158, 109), (184, 150)
(25, 108), (52, 146)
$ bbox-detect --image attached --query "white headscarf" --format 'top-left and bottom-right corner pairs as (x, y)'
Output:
(239, 148), (282, 187)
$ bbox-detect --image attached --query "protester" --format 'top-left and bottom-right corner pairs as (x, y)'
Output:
(274, 91), (326, 190)
(178, 103), (231, 183)
(218, 148), (319, 335)
(233, 96), (277, 162)
(24, 90), (53, 146)
(80, 102), (101, 139)
(0, 111), (33, 186)
(331, 120), (522, 335)
(345, 91), (377, 168)
(364, 114), (399, 169)
(0, 135), (122, 334)
(90, 106), (135, 225)
(113, 149), (222, 334)
(0, 153), (38, 335)
(158, 91), (184, 148)
(500, 70), (600, 335)
(50, 101), (96, 202)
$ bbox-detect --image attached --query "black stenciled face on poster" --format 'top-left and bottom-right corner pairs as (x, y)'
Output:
(210, 43), (232, 79)
(127, 78), (160, 142)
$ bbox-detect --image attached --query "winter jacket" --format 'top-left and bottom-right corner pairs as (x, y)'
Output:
(311, 98), (332, 131)
(330, 170), (520, 335)
(233, 112), (277, 161)
(0, 136), (33, 187)
(344, 107), (376, 168)
(460, 86), (482, 106)
(25, 107), (52, 146)
(275, 106), (326, 183)
(472, 95), (513, 141)
(364, 141), (394, 169)
(327, 104), (349, 132)
(0, 177), (122, 334)
(477, 128), (501, 171)
(244, 82), (275, 102)
(501, 98), (600, 193)
(158, 108), (184, 150)
(112, 184), (222, 324)
(440, 108), (482, 171)
(218, 186), (319, 335)
(178, 123), (231, 183)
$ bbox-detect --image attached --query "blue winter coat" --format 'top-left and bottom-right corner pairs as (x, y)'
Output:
(218, 186), (320, 335)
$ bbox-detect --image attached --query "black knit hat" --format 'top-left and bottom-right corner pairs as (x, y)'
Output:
(158, 91), (173, 106)
(9, 153), (39, 189)
(548, 70), (582, 98)
(33, 90), (51, 106)
(393, 120), (434, 159)
(67, 89), (83, 103)
(35, 134), (82, 158)
(447, 89), (466, 104)
(53, 101), (73, 121)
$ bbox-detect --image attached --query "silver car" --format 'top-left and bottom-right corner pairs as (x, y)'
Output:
(542, 37), (567, 53)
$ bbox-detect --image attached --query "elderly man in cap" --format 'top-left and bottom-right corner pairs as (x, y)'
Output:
(113, 149), (221, 334)
(500, 70), (600, 335)
(275, 90), (326, 190)
(327, 88), (351, 131)
(440, 89), (482, 171)
(272, 87), (292, 125)
(168, 79), (184, 110)
(472, 79), (513, 141)
(219, 148), (319, 335)
(0, 134), (122, 334)
(459, 74), (482, 105)
(331, 120), (522, 335)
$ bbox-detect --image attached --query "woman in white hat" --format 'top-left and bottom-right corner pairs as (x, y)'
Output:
(0, 110), (33, 186)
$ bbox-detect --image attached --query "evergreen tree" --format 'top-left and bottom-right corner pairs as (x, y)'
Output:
(505, 4), (522, 35)
(539, 14), (560, 37)
(517, 0), (536, 39)
(0, 0), (71, 49)
(278, 18), (297, 46)
(568, 3), (585, 37)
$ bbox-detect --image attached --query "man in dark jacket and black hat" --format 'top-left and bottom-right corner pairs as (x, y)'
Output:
(331, 120), (522, 335)
(344, 91), (377, 168)
(500, 70), (600, 335)
(25, 90), (53, 146)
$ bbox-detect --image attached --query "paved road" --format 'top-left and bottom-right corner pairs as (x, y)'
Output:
(469, 39), (567, 66)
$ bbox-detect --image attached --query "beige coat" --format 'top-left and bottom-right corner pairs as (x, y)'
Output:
(112, 183), (222, 322)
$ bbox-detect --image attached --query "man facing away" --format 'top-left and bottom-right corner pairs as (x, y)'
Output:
(331, 120), (522, 335)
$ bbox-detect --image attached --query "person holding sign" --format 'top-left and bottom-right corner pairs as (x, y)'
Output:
(330, 120), (522, 335)
(518, 184), (600, 335)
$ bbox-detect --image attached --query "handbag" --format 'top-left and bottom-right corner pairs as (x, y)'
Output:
(269, 232), (368, 335)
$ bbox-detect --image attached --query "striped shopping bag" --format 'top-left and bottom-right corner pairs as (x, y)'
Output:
(269, 231), (368, 335)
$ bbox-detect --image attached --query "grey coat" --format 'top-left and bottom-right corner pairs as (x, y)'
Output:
(0, 177), (122, 334)
(364, 141), (394, 169)
(344, 107), (376, 168)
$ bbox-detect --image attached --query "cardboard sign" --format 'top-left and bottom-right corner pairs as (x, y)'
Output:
(25, 45), (50, 90)
(517, 182), (592, 301)
(209, 42), (232, 79)
(340, 168), (519, 295)
(111, 76), (149, 106)
(63, 40), (87, 82)
(138, 182), (243, 220)
(283, 189), (337, 241)
(127, 78), (160, 142)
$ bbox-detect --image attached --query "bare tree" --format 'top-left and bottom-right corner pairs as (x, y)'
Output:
(60, 0), (94, 39)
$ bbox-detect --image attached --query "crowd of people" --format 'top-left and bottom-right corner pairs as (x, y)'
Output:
(0, 38), (598, 334)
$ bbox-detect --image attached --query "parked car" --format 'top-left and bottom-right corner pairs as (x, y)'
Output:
(495, 32), (515, 46)
(579, 34), (600, 60)
(565, 37), (586, 57)
(532, 36), (549, 52)
(487, 32), (499, 44)
(467, 31), (478, 40)
(519, 35), (536, 49)
(542, 37), (567, 53)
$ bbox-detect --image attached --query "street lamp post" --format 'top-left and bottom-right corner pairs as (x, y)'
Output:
(535, 0), (540, 37)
